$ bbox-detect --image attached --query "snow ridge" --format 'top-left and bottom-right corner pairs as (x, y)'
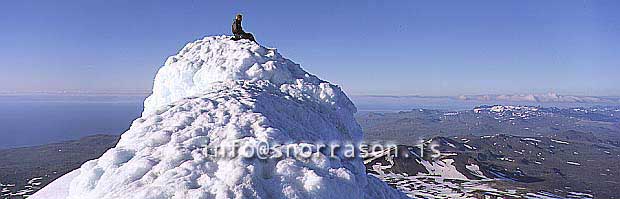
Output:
(33, 36), (404, 199)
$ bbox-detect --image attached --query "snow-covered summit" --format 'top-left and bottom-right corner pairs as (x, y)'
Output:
(143, 35), (351, 117)
(32, 36), (404, 199)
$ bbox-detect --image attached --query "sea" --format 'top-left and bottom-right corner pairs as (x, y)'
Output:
(0, 94), (144, 149)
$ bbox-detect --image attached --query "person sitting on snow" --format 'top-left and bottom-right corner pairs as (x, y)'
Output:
(231, 14), (256, 42)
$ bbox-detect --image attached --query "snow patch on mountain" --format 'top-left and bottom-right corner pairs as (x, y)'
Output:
(33, 36), (404, 199)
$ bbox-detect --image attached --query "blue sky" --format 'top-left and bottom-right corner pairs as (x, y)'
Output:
(1, 0), (618, 96)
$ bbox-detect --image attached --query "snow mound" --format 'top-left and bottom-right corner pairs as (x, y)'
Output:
(34, 36), (405, 199)
(143, 35), (346, 117)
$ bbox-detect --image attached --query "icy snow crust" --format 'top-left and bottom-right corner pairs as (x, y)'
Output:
(143, 36), (348, 118)
(37, 36), (405, 199)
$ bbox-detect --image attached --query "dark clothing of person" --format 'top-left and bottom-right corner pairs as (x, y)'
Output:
(231, 19), (256, 42)
(232, 19), (243, 35)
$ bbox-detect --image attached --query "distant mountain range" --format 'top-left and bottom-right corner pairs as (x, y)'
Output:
(352, 93), (620, 103)
(349, 93), (620, 111)
(457, 93), (620, 103)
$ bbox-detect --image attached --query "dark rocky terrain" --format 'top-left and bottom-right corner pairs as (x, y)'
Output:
(358, 105), (620, 198)
(364, 135), (617, 198)
(0, 135), (118, 198)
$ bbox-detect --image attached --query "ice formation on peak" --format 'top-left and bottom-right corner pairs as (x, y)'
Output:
(143, 35), (350, 118)
(32, 36), (405, 199)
